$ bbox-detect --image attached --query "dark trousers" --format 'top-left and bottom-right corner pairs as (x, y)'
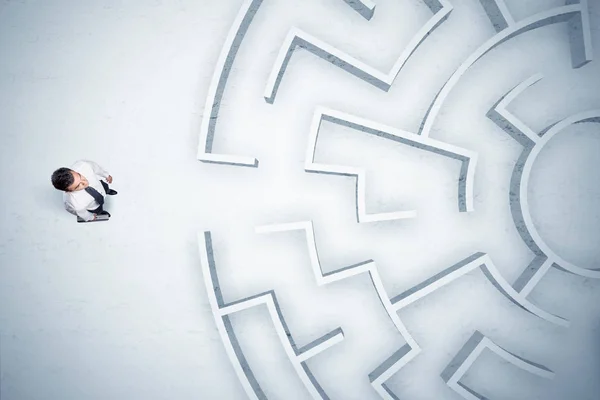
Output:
(88, 180), (111, 214)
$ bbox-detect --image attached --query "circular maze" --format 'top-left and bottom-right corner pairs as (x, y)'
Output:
(197, 1), (599, 399)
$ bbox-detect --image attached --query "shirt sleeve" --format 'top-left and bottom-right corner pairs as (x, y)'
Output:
(64, 193), (95, 221)
(83, 159), (110, 179)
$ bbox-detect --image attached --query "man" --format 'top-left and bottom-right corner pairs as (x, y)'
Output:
(51, 159), (117, 222)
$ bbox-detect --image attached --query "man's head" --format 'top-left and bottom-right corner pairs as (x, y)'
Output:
(51, 168), (89, 192)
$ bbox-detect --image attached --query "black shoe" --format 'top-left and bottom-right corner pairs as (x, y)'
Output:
(107, 189), (118, 195)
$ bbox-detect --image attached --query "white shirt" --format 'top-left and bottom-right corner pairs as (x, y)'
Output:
(63, 160), (110, 221)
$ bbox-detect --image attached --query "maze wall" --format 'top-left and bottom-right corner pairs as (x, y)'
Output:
(197, 0), (600, 399)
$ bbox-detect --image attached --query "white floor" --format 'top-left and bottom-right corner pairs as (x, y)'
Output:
(1, 0), (600, 399)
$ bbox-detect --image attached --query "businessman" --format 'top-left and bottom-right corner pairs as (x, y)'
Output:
(51, 159), (117, 222)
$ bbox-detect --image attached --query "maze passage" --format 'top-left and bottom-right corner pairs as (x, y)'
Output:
(441, 330), (554, 400)
(264, 0), (452, 103)
(305, 107), (476, 222)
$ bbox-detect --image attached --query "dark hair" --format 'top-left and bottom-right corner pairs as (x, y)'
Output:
(51, 167), (74, 191)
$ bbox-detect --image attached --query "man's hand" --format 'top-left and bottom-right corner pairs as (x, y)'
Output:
(92, 214), (97, 221)
(106, 175), (113, 184)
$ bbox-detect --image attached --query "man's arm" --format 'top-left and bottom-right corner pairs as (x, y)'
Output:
(75, 208), (96, 221)
(64, 195), (96, 221)
(82, 159), (110, 180)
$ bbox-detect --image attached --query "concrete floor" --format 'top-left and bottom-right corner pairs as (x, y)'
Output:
(1, 0), (600, 399)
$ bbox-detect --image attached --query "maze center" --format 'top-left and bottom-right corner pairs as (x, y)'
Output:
(528, 123), (600, 269)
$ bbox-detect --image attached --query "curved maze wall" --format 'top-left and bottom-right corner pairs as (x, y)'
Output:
(197, 0), (598, 399)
